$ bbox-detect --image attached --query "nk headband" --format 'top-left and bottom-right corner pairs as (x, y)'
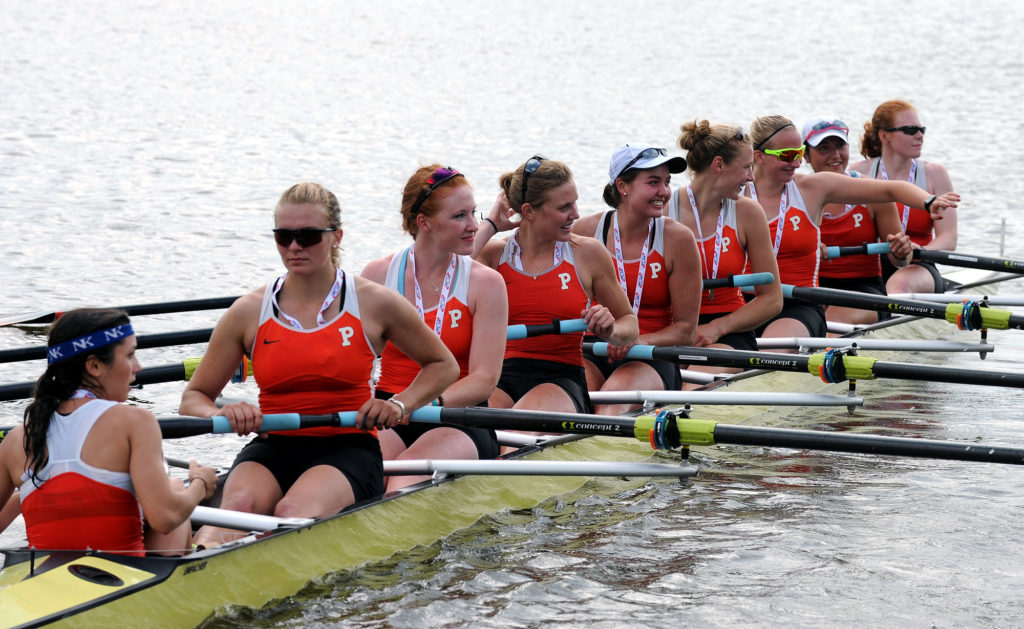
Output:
(46, 323), (135, 365)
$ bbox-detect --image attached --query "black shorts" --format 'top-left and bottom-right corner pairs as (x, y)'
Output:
(819, 275), (889, 322)
(375, 390), (499, 460)
(232, 433), (383, 502)
(756, 298), (827, 338)
(583, 349), (681, 390)
(881, 257), (946, 292)
(697, 312), (759, 352)
(498, 357), (593, 413)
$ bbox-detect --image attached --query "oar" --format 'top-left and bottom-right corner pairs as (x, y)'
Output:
(888, 293), (1024, 307)
(589, 390), (863, 407)
(507, 318), (586, 340)
(702, 272), (775, 289)
(0, 356), (250, 402)
(915, 248), (1024, 275)
(756, 337), (995, 353)
(383, 459), (697, 478)
(155, 408), (1024, 465)
(778, 284), (1024, 331)
(586, 342), (1024, 389)
(0, 296), (241, 327)
(824, 242), (893, 258)
(0, 328), (215, 364)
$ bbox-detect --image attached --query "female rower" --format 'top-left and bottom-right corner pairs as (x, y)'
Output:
(850, 100), (957, 294)
(748, 114), (959, 340)
(180, 183), (457, 545)
(804, 117), (913, 325)
(668, 120), (782, 361)
(362, 165), (507, 490)
(474, 157), (638, 414)
(570, 144), (700, 414)
(0, 308), (217, 556)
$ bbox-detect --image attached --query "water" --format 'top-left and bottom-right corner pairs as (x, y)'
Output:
(3, 1), (1024, 626)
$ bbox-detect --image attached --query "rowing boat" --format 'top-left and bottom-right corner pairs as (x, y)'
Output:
(0, 268), (1003, 627)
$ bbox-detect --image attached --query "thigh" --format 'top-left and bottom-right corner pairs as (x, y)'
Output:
(516, 382), (578, 413)
(219, 460), (285, 515)
(277, 465), (355, 519)
(603, 360), (664, 392)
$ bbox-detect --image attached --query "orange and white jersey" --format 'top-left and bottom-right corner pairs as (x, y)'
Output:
(592, 211), (670, 334)
(252, 269), (377, 437)
(868, 157), (933, 246)
(820, 204), (882, 278)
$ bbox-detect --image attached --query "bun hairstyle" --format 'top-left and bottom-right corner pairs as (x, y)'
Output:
(860, 99), (916, 159)
(499, 159), (573, 214)
(602, 169), (641, 209)
(677, 119), (750, 173)
(750, 115), (796, 151)
(400, 164), (471, 237)
(275, 182), (342, 265)
(23, 308), (131, 480)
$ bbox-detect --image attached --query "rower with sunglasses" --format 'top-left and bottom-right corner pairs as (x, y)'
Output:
(804, 117), (914, 325)
(362, 165), (507, 490)
(181, 182), (457, 547)
(571, 144), (700, 414)
(850, 100), (958, 294)
(747, 114), (959, 344)
(474, 156), (637, 415)
(668, 120), (782, 373)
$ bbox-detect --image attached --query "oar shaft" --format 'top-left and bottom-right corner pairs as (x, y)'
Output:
(507, 318), (586, 340)
(915, 249), (1024, 274)
(825, 242), (892, 258)
(710, 423), (1024, 464)
(0, 328), (215, 364)
(1, 296), (240, 326)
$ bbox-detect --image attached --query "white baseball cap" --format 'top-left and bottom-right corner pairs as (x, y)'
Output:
(608, 144), (686, 184)
(802, 117), (850, 147)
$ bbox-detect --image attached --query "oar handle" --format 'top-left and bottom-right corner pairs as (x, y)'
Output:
(825, 242), (892, 258)
(701, 272), (775, 290)
(507, 318), (587, 340)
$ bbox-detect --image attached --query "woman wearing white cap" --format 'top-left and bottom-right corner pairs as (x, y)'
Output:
(667, 120), (781, 359)
(747, 114), (959, 341)
(474, 157), (637, 415)
(850, 100), (957, 294)
(803, 117), (913, 325)
(571, 144), (701, 414)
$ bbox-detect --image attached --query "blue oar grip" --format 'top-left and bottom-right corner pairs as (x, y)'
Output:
(732, 272), (775, 287)
(506, 318), (587, 340)
(590, 342), (655, 360)
(825, 242), (892, 258)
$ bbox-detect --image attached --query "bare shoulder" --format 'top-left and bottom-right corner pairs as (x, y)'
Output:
(662, 216), (696, 243)
(572, 212), (601, 236)
(923, 160), (953, 192)
(478, 237), (507, 268)
(848, 159), (870, 175)
(468, 258), (505, 289)
(360, 254), (395, 284)
(736, 195), (768, 222)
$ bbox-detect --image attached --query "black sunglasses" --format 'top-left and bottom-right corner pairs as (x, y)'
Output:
(884, 125), (926, 136)
(616, 147), (667, 180)
(521, 155), (546, 204)
(273, 228), (337, 248)
(410, 167), (464, 216)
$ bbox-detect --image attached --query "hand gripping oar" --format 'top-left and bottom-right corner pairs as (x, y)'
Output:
(777, 284), (1024, 332)
(151, 408), (1024, 465)
(0, 356), (251, 402)
(0, 296), (241, 327)
(586, 342), (1024, 389)
(0, 328), (215, 364)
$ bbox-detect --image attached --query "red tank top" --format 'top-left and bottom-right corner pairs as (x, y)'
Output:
(747, 181), (820, 287)
(593, 212), (671, 334)
(378, 252), (475, 392)
(22, 473), (145, 556)
(819, 204), (882, 278)
(253, 272), (377, 437)
(499, 236), (589, 366)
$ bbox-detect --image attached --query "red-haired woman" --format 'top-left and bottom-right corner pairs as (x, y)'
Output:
(362, 165), (507, 490)
(850, 100), (957, 294)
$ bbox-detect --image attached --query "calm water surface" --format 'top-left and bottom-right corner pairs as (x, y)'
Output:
(2, 1), (1024, 626)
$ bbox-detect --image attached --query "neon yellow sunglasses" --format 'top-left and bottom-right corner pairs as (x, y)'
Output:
(762, 146), (805, 163)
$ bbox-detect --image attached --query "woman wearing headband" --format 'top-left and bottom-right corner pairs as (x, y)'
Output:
(668, 121), (782, 364)
(571, 144), (700, 414)
(474, 157), (638, 414)
(0, 308), (218, 555)
(748, 114), (959, 340)
(362, 165), (507, 490)
(181, 183), (457, 546)
(803, 117), (913, 324)
(850, 100), (957, 294)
